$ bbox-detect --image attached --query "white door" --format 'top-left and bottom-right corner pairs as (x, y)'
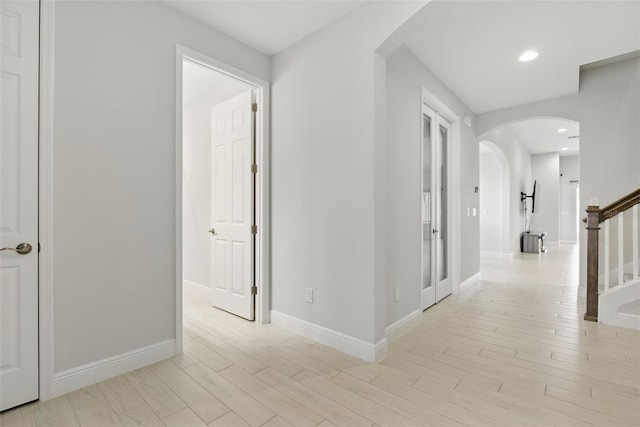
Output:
(421, 105), (452, 310)
(0, 0), (40, 411)
(210, 91), (255, 320)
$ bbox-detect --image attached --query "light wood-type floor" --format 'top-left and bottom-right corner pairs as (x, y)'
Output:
(3, 245), (640, 426)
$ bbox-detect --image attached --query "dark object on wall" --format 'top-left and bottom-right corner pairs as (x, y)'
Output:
(520, 180), (537, 213)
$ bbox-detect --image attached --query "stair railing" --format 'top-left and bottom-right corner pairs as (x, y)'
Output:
(584, 188), (640, 321)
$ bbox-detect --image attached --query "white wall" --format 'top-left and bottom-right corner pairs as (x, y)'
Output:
(480, 128), (532, 255)
(559, 155), (580, 243)
(476, 57), (640, 290)
(531, 153), (560, 243)
(53, 0), (269, 373)
(479, 151), (504, 253)
(271, 2), (425, 346)
(384, 46), (477, 327)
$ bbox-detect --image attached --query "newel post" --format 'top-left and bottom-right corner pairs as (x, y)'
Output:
(584, 205), (600, 321)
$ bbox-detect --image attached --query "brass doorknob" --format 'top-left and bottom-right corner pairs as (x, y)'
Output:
(0, 243), (33, 255)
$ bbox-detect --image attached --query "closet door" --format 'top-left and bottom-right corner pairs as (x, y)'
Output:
(421, 105), (452, 310)
(0, 0), (40, 411)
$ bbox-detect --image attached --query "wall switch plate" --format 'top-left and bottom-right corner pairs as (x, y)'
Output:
(394, 287), (400, 303)
(305, 288), (313, 303)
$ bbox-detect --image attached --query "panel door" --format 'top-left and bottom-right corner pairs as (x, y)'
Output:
(210, 91), (254, 320)
(0, 0), (40, 411)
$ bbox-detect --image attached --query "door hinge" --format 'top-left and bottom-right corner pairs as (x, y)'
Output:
(251, 225), (257, 234)
(251, 285), (257, 296)
(251, 164), (257, 174)
(38, 242), (41, 253)
(251, 103), (258, 112)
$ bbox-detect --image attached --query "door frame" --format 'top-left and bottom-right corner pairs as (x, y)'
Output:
(39, 0), (56, 401)
(174, 45), (271, 352)
(421, 87), (461, 301)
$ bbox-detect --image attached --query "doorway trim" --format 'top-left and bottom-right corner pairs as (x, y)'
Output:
(39, 0), (56, 401)
(175, 45), (271, 353)
(421, 87), (461, 296)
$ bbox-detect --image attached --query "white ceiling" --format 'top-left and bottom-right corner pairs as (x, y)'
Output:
(394, 0), (640, 114)
(172, 0), (638, 156)
(166, 0), (366, 56)
(507, 118), (580, 157)
(183, 60), (250, 105)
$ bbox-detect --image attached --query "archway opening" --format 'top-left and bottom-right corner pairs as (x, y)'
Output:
(479, 140), (511, 257)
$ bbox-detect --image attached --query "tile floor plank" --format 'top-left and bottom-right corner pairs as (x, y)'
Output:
(73, 400), (121, 427)
(150, 360), (229, 423)
(162, 407), (207, 427)
(124, 367), (187, 419)
(98, 375), (146, 414)
(183, 363), (275, 427)
(116, 403), (164, 427)
(294, 369), (416, 426)
(255, 367), (373, 427)
(219, 365), (324, 426)
(33, 396), (80, 427)
(208, 411), (250, 427)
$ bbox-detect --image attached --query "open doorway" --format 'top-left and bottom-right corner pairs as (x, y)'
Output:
(477, 118), (580, 291)
(479, 140), (511, 257)
(175, 46), (270, 353)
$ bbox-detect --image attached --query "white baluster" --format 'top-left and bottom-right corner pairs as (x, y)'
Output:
(618, 213), (624, 286)
(604, 219), (610, 292)
(634, 204), (638, 281)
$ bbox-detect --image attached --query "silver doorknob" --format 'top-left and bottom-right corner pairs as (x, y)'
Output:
(209, 228), (216, 235)
(0, 243), (33, 255)
(432, 229), (439, 234)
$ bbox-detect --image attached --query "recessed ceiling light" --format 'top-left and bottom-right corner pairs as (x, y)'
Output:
(558, 128), (567, 133)
(561, 147), (569, 151)
(519, 50), (539, 62)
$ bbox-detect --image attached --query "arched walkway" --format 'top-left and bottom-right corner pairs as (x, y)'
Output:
(479, 140), (511, 256)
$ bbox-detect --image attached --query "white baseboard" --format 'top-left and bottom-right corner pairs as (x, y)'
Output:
(52, 340), (175, 398)
(599, 280), (640, 330)
(270, 311), (387, 362)
(460, 272), (481, 288)
(385, 310), (422, 342)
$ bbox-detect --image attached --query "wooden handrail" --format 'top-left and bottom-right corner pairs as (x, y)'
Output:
(582, 188), (640, 224)
(584, 187), (640, 322)
(598, 188), (640, 223)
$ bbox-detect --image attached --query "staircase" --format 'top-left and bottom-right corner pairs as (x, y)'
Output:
(584, 188), (640, 329)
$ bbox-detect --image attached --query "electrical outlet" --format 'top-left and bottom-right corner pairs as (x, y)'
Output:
(305, 288), (313, 303)
(394, 287), (400, 303)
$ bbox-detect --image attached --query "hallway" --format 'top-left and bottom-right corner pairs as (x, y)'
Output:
(2, 246), (639, 426)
